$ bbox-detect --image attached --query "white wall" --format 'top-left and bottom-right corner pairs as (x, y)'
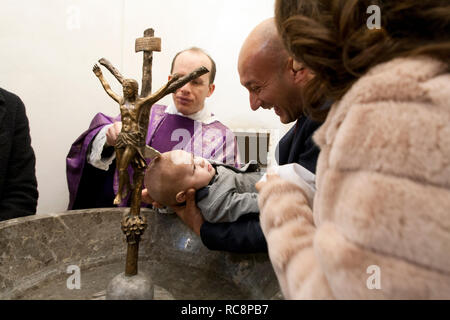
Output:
(1, 0), (290, 214)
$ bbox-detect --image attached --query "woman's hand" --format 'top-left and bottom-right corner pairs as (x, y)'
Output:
(255, 173), (283, 192)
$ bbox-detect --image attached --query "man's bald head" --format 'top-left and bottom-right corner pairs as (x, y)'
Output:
(238, 18), (288, 74)
(237, 18), (311, 124)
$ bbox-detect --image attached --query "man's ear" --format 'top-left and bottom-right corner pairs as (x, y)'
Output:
(288, 57), (310, 85)
(175, 190), (187, 203)
(206, 83), (215, 97)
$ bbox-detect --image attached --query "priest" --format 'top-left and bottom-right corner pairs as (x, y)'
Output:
(66, 47), (240, 210)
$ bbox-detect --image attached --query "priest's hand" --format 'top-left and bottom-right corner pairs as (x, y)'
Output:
(106, 121), (122, 146)
(170, 188), (204, 236)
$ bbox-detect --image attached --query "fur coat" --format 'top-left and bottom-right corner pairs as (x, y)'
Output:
(258, 56), (450, 299)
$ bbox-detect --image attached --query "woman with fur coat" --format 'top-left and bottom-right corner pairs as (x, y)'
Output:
(256, 0), (450, 299)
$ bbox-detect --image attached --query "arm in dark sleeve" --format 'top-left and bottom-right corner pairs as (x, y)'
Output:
(200, 213), (267, 253)
(0, 96), (38, 220)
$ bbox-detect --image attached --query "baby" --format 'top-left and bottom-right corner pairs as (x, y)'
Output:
(144, 149), (262, 223)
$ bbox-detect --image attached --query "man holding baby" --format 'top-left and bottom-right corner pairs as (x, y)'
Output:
(143, 18), (328, 253)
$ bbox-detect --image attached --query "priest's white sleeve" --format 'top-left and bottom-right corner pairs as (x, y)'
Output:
(87, 124), (116, 171)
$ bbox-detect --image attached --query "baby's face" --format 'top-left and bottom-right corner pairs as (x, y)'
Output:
(168, 150), (216, 191)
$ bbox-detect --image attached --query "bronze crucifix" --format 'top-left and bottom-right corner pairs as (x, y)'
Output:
(93, 28), (208, 276)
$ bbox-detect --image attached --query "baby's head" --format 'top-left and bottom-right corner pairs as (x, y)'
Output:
(144, 150), (216, 207)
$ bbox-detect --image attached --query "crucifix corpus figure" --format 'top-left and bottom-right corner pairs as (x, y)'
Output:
(92, 63), (209, 213)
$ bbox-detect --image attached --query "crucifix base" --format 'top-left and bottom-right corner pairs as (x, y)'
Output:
(105, 209), (152, 299)
(106, 271), (154, 300)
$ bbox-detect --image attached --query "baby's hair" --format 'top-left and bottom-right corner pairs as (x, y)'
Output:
(144, 156), (179, 207)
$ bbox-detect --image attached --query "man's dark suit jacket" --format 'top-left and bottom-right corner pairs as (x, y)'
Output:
(200, 115), (322, 253)
(0, 88), (38, 221)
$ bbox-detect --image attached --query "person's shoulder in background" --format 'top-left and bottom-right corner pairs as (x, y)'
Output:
(0, 87), (38, 221)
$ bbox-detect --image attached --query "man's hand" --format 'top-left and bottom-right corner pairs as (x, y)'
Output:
(106, 121), (122, 147)
(141, 187), (204, 236)
(141, 188), (163, 208)
(93, 64), (102, 77)
(170, 188), (204, 236)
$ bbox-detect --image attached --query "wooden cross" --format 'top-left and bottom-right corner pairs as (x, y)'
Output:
(135, 28), (161, 97)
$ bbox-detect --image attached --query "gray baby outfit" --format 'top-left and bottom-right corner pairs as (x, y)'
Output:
(196, 161), (262, 223)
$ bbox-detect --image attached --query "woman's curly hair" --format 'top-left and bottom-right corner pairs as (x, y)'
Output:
(275, 0), (450, 121)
